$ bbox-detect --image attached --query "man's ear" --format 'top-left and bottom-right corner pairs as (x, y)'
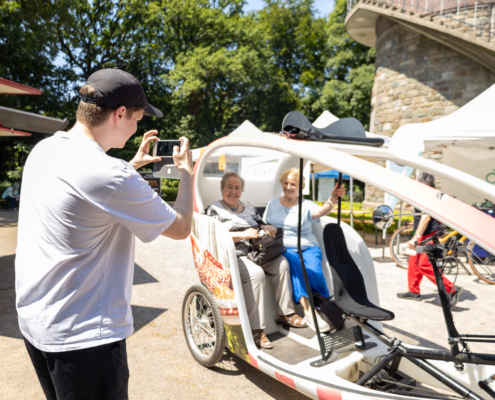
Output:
(114, 106), (127, 124)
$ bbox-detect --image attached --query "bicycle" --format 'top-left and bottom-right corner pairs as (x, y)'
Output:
(388, 200), (495, 284)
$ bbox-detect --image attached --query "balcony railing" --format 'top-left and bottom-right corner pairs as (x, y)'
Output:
(347, 0), (495, 39)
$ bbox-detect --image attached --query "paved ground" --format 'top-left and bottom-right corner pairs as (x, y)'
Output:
(1, 210), (494, 399)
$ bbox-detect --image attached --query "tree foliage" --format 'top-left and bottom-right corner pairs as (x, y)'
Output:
(310, 0), (376, 129)
(0, 0), (375, 180)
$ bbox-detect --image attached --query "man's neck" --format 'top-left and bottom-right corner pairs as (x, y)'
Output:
(69, 121), (112, 152)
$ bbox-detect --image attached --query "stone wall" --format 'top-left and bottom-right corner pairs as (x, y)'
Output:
(363, 16), (495, 207)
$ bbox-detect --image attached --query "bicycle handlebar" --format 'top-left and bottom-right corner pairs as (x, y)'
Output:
(418, 225), (448, 246)
(416, 244), (436, 254)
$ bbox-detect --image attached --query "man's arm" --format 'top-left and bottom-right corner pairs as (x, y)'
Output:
(408, 214), (431, 249)
(161, 137), (194, 240)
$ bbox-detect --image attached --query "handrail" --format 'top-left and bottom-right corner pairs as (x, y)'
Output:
(348, 0), (495, 38)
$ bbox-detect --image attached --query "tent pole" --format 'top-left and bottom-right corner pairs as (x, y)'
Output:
(298, 158), (327, 362)
(311, 163), (316, 202)
(350, 176), (354, 229)
(337, 173), (343, 226)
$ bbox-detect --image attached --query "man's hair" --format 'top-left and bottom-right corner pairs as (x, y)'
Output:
(76, 84), (142, 127)
(418, 171), (436, 188)
(220, 172), (245, 192)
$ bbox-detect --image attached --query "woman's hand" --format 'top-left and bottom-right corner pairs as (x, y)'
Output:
(330, 183), (346, 205)
(263, 225), (277, 238)
(312, 183), (347, 220)
(407, 239), (417, 250)
(231, 228), (260, 243)
(243, 228), (261, 240)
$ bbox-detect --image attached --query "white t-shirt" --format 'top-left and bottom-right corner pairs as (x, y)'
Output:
(16, 131), (177, 352)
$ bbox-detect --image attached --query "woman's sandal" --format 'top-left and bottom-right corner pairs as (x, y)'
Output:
(253, 330), (273, 349)
(275, 313), (308, 328)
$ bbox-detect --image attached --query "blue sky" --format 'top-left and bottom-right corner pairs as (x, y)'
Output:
(244, 0), (335, 17)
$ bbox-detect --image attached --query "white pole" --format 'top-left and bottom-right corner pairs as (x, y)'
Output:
(311, 164), (316, 202)
(491, 6), (494, 37)
(350, 177), (354, 229)
(474, 0), (478, 32)
(396, 200), (404, 256)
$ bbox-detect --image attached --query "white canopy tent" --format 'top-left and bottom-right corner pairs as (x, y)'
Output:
(191, 120), (263, 161)
(390, 84), (495, 204)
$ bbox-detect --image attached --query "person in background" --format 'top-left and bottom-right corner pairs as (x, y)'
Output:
(206, 172), (306, 350)
(2, 183), (19, 210)
(397, 172), (463, 309)
(264, 168), (345, 332)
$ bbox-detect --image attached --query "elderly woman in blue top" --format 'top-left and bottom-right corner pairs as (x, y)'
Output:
(264, 168), (345, 332)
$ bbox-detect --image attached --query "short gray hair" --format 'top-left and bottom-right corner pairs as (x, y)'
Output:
(13, 183), (19, 188)
(220, 172), (244, 191)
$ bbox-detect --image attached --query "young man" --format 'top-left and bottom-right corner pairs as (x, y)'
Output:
(15, 68), (193, 400)
(397, 172), (463, 309)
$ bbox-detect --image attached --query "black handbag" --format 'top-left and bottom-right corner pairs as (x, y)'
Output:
(313, 293), (345, 332)
(247, 227), (286, 266)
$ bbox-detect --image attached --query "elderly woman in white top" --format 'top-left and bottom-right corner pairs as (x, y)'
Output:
(206, 172), (306, 349)
(264, 168), (345, 332)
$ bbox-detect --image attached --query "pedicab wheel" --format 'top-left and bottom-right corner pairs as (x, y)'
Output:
(182, 284), (226, 367)
(467, 242), (495, 284)
(389, 225), (414, 269)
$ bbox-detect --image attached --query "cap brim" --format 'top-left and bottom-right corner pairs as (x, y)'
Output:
(143, 103), (163, 118)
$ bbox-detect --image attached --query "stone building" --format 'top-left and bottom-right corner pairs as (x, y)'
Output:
(345, 0), (495, 206)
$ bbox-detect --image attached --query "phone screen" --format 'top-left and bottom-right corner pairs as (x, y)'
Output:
(156, 140), (181, 157)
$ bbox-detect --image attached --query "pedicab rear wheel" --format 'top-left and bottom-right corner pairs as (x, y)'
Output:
(182, 284), (226, 367)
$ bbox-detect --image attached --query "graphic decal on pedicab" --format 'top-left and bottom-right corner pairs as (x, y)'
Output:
(190, 231), (250, 363)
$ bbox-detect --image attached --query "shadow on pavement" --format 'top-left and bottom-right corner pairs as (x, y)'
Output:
(133, 263), (159, 286)
(383, 323), (448, 351)
(420, 288), (476, 312)
(212, 349), (308, 399)
(0, 253), (22, 340)
(131, 305), (167, 334)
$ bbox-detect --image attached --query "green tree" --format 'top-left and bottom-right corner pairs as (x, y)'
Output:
(0, 1), (77, 181)
(308, 0), (375, 129)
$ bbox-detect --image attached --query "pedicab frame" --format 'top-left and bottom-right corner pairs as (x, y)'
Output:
(183, 131), (495, 400)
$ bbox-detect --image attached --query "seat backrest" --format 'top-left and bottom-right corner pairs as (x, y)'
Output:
(323, 223), (370, 306)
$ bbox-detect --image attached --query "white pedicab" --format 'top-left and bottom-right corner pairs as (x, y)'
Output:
(181, 121), (495, 400)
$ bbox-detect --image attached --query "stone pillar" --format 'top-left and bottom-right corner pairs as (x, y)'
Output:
(363, 17), (495, 207)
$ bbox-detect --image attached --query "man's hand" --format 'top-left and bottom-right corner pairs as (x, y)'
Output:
(263, 225), (277, 238)
(173, 137), (193, 177)
(129, 130), (162, 170)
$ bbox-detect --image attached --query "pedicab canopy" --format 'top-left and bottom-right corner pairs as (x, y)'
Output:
(193, 131), (495, 255)
(0, 77), (69, 137)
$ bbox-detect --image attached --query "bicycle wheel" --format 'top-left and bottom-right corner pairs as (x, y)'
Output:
(182, 284), (226, 367)
(467, 242), (495, 284)
(389, 225), (414, 269)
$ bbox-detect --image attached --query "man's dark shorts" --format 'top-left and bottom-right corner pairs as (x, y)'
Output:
(24, 337), (129, 400)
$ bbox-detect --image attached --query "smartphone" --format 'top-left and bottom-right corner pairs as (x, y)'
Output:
(153, 140), (182, 157)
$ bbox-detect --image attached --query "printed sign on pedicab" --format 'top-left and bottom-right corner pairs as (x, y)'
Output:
(190, 214), (250, 362)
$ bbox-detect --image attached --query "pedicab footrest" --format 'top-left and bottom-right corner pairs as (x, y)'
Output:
(322, 325), (366, 353)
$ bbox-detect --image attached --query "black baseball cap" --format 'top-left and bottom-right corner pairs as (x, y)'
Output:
(81, 68), (163, 118)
